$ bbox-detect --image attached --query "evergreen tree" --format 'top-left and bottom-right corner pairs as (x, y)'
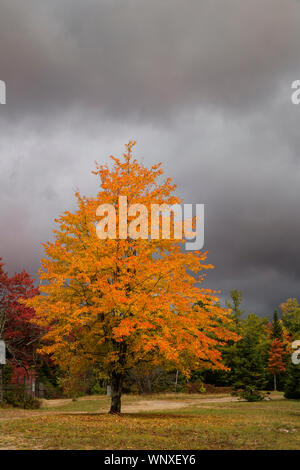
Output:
(226, 289), (244, 330)
(284, 362), (300, 399)
(231, 331), (267, 392)
(271, 309), (283, 340)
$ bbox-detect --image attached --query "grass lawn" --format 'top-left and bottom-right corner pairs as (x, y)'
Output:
(0, 393), (299, 450)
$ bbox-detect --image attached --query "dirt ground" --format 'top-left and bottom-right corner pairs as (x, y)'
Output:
(121, 395), (241, 412)
(0, 393), (284, 421)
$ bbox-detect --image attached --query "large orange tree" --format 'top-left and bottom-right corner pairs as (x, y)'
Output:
(26, 142), (237, 413)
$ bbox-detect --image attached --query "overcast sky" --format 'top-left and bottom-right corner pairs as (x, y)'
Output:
(1, 0), (300, 317)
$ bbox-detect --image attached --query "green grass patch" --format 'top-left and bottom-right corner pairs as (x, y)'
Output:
(0, 396), (299, 450)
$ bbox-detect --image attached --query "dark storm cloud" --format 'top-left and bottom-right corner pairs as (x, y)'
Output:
(1, 0), (300, 315)
(1, 0), (300, 119)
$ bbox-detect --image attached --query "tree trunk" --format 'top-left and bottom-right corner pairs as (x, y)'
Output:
(274, 373), (277, 392)
(109, 372), (123, 414)
(175, 370), (178, 392)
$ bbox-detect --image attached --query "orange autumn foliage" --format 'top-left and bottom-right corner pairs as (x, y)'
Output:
(268, 339), (286, 375)
(25, 142), (238, 388)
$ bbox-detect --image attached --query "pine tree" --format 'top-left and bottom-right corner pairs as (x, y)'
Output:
(225, 289), (244, 331)
(284, 362), (300, 399)
(271, 309), (283, 340)
(231, 332), (267, 393)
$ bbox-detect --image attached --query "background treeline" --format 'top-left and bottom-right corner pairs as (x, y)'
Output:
(39, 289), (299, 400)
(1, 256), (300, 403)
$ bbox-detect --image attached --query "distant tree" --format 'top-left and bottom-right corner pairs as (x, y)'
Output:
(280, 298), (300, 337)
(271, 310), (283, 340)
(0, 259), (41, 370)
(284, 362), (300, 399)
(231, 331), (267, 393)
(267, 339), (286, 391)
(226, 289), (244, 330)
(242, 313), (270, 360)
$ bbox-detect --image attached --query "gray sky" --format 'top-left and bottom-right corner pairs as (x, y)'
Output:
(1, 0), (300, 317)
